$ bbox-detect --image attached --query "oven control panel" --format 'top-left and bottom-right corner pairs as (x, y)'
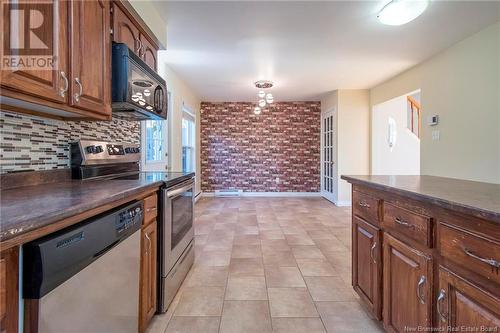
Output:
(70, 140), (141, 166)
(107, 144), (125, 155)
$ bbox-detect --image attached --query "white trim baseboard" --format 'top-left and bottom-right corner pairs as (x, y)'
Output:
(201, 192), (322, 197)
(334, 200), (352, 207)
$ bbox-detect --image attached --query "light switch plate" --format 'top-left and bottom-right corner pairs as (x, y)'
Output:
(432, 130), (440, 141)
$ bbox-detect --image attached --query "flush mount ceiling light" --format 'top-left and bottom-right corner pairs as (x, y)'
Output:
(378, 0), (429, 26)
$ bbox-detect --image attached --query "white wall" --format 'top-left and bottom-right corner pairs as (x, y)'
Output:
(370, 21), (500, 184)
(337, 90), (370, 205)
(372, 93), (420, 175)
(158, 58), (202, 195)
(129, 0), (168, 47)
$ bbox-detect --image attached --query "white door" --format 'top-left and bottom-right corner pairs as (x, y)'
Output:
(321, 110), (337, 203)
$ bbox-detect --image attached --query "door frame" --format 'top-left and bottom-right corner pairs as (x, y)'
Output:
(320, 108), (337, 203)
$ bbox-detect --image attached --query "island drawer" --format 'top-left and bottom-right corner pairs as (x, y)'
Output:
(353, 190), (380, 225)
(143, 194), (158, 225)
(439, 223), (500, 284)
(382, 202), (432, 247)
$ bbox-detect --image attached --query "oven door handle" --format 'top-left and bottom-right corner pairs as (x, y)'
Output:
(167, 182), (194, 198)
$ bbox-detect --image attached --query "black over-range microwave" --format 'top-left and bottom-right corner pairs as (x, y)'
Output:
(112, 42), (168, 120)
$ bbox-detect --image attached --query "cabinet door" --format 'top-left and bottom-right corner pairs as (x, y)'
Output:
(0, 247), (19, 333)
(69, 0), (111, 116)
(383, 234), (432, 333)
(140, 35), (158, 71)
(352, 216), (382, 320)
(0, 0), (68, 104)
(437, 266), (500, 331)
(112, 4), (140, 54)
(140, 220), (157, 333)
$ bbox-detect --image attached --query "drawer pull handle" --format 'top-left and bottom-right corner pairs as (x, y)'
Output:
(437, 289), (447, 323)
(146, 207), (157, 212)
(370, 242), (377, 263)
(416, 275), (426, 304)
(358, 201), (370, 208)
(395, 217), (414, 228)
(463, 248), (500, 270)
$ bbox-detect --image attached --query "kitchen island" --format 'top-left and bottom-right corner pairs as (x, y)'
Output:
(341, 175), (499, 332)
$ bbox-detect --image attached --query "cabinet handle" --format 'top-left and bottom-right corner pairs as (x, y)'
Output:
(358, 201), (370, 208)
(370, 242), (377, 263)
(59, 71), (68, 97)
(74, 77), (82, 102)
(146, 207), (157, 212)
(137, 39), (143, 56)
(416, 275), (426, 304)
(145, 232), (151, 254)
(134, 38), (139, 53)
(463, 247), (500, 269)
(395, 217), (413, 228)
(437, 289), (448, 323)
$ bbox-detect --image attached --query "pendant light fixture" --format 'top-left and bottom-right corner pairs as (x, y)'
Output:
(253, 80), (274, 114)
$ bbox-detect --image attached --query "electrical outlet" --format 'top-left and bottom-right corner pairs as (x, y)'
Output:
(432, 130), (440, 141)
(275, 177), (280, 184)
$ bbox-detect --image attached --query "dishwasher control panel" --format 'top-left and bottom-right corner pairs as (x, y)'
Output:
(116, 203), (143, 235)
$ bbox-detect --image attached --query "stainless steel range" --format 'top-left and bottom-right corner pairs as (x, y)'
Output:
(70, 140), (195, 313)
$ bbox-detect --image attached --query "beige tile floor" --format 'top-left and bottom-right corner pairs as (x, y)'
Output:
(146, 197), (384, 333)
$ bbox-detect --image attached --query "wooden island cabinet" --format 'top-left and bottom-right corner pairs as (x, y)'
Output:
(342, 175), (500, 333)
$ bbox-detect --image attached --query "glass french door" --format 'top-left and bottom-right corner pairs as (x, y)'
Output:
(321, 111), (336, 203)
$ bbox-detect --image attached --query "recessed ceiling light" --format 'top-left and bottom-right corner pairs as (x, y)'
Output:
(258, 99), (266, 108)
(254, 106), (261, 115)
(378, 0), (429, 26)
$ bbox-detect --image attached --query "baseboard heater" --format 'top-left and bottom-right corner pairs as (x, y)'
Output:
(214, 189), (242, 197)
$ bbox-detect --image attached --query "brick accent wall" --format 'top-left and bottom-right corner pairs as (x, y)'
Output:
(201, 101), (321, 192)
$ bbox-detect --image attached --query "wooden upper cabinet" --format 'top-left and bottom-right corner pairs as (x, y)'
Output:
(140, 35), (157, 71)
(69, 0), (111, 116)
(0, 0), (68, 104)
(383, 234), (432, 333)
(112, 3), (140, 53)
(437, 266), (500, 331)
(352, 216), (382, 320)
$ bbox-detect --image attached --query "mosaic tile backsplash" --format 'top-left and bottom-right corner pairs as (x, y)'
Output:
(0, 110), (140, 173)
(201, 101), (321, 192)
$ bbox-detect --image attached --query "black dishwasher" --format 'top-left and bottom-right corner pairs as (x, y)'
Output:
(23, 201), (143, 333)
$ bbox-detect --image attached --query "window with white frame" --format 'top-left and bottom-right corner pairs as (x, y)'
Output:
(182, 108), (195, 173)
(142, 91), (171, 170)
(145, 120), (164, 162)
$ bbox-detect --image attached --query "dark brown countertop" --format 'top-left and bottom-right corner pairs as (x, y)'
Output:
(341, 175), (500, 223)
(0, 177), (164, 246)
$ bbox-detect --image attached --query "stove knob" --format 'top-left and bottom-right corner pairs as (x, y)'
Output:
(113, 147), (120, 153)
(135, 147), (141, 153)
(85, 145), (96, 154)
(95, 145), (103, 153)
(125, 147), (132, 154)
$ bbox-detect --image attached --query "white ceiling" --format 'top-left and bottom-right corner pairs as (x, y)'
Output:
(154, 1), (500, 102)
